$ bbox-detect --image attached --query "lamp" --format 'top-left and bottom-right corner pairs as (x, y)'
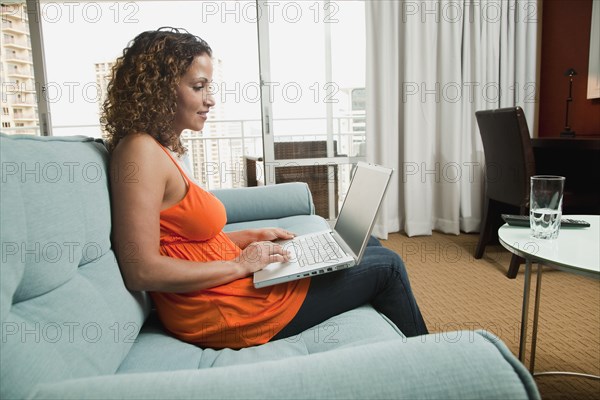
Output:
(560, 68), (577, 137)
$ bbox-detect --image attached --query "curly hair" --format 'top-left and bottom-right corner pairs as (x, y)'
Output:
(101, 27), (212, 155)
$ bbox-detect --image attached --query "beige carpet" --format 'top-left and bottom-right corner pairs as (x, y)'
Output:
(381, 231), (600, 400)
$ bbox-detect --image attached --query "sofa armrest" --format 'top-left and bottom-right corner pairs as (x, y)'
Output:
(211, 182), (315, 224)
(28, 331), (539, 400)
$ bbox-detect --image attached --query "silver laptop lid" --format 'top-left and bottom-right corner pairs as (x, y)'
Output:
(333, 162), (393, 262)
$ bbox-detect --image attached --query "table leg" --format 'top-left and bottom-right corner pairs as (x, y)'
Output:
(519, 259), (533, 363)
(518, 263), (600, 380)
(529, 263), (544, 372)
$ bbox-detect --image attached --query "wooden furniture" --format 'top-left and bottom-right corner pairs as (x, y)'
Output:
(531, 137), (600, 215)
(245, 141), (340, 219)
(474, 107), (535, 279)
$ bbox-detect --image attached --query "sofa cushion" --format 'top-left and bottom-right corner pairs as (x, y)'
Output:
(117, 305), (403, 373)
(223, 214), (330, 235)
(34, 331), (539, 400)
(212, 183), (315, 224)
(0, 134), (151, 400)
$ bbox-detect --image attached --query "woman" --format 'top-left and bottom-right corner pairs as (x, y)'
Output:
(104, 27), (427, 349)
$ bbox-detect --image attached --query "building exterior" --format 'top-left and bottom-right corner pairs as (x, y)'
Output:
(1, 2), (39, 135)
(94, 61), (113, 128)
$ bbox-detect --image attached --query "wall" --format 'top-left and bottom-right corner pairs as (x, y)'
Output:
(538, 0), (600, 137)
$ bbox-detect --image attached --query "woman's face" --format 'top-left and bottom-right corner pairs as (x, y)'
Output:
(173, 53), (215, 134)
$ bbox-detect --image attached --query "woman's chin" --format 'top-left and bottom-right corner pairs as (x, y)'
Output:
(189, 124), (205, 133)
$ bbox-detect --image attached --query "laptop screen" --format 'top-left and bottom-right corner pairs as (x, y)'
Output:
(334, 162), (393, 259)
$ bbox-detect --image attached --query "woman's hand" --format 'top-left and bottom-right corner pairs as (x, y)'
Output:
(226, 228), (295, 249)
(236, 241), (292, 275)
(227, 228), (296, 276)
(255, 228), (295, 242)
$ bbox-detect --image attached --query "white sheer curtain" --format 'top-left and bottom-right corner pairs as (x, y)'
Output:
(366, 0), (540, 238)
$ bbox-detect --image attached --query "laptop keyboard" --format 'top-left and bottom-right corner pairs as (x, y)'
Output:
(294, 233), (345, 267)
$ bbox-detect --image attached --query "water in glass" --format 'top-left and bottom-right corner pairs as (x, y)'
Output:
(530, 207), (561, 239)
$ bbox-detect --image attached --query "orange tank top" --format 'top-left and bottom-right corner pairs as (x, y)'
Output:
(150, 143), (310, 349)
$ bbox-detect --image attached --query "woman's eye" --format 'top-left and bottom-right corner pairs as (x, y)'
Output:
(193, 86), (205, 91)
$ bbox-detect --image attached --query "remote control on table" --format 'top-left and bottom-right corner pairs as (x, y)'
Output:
(501, 214), (591, 228)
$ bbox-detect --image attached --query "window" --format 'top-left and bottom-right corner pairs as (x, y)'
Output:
(255, 1), (366, 218)
(38, 0), (262, 190)
(0, 2), (39, 135)
(23, 0), (367, 217)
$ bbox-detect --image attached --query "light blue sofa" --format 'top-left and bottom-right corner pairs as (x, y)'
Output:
(0, 133), (540, 399)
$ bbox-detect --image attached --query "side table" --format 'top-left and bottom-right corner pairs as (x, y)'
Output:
(498, 215), (600, 379)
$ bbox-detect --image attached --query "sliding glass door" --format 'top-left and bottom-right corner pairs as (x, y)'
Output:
(257, 0), (367, 219)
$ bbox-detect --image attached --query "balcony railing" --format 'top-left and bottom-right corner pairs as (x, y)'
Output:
(2, 21), (28, 33)
(6, 67), (34, 77)
(2, 116), (366, 194)
(2, 52), (33, 63)
(180, 116), (366, 190)
(1, 5), (21, 15)
(12, 113), (36, 121)
(2, 37), (30, 49)
(0, 126), (40, 135)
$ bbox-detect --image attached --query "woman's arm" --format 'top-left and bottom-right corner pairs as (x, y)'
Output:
(110, 134), (290, 293)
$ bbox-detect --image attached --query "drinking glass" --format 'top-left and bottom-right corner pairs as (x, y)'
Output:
(530, 175), (565, 239)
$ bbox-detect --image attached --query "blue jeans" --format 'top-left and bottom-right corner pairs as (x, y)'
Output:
(272, 237), (428, 340)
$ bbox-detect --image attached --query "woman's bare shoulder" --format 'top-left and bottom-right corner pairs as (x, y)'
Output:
(112, 133), (159, 160)
(111, 133), (162, 164)
(110, 133), (167, 183)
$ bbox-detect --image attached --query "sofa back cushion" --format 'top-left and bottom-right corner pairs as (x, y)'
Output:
(0, 134), (151, 399)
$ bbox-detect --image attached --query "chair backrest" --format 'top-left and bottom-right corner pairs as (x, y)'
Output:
(274, 140), (339, 159)
(475, 106), (536, 208)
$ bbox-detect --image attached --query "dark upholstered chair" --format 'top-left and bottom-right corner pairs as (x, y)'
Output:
(475, 107), (536, 279)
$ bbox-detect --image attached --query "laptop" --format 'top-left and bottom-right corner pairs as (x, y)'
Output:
(253, 161), (393, 288)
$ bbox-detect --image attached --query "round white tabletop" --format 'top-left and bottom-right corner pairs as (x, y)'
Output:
(498, 215), (599, 279)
